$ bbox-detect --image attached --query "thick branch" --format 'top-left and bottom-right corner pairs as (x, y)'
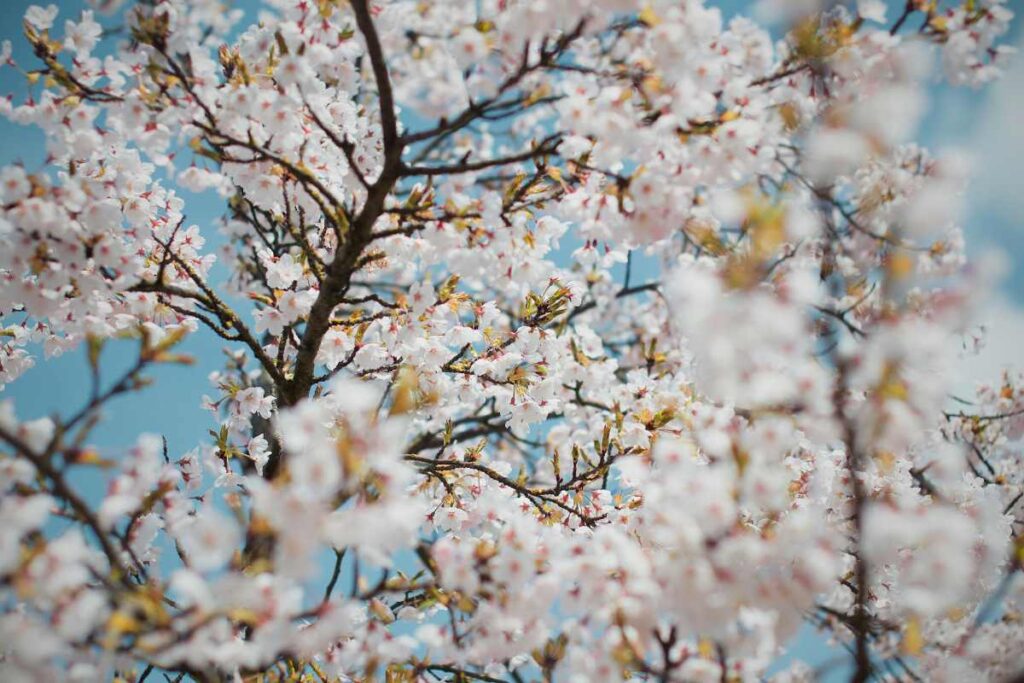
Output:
(352, 0), (399, 154)
(282, 0), (404, 413)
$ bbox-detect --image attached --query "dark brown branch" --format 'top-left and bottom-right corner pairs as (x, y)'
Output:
(283, 0), (405, 414)
(352, 0), (398, 155)
(0, 425), (131, 586)
(401, 133), (562, 177)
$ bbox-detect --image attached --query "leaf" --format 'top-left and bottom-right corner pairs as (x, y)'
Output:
(638, 4), (662, 26)
(86, 334), (104, 372)
(370, 598), (396, 623)
(437, 274), (460, 303)
(901, 616), (924, 655)
(391, 366), (420, 416)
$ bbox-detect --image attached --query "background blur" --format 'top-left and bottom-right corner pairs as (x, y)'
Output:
(1, 0), (1022, 677)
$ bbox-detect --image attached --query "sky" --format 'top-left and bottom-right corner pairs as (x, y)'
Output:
(0, 0), (1022, 678)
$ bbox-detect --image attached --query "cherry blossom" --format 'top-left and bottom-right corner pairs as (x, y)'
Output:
(0, 0), (1021, 681)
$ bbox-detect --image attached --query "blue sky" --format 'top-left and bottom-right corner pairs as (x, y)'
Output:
(1, 0), (1022, 677)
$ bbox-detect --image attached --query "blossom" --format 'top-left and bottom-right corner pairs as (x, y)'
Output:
(235, 386), (274, 419)
(247, 434), (270, 476)
(253, 306), (287, 336)
(856, 0), (887, 24)
(0, 494), (53, 574)
(0, 166), (31, 204)
(0, 0), (1019, 679)
(177, 503), (242, 572)
(259, 250), (304, 289)
(64, 11), (102, 58)
(24, 5), (58, 31)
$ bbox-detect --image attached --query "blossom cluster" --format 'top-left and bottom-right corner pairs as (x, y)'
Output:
(0, 0), (1021, 681)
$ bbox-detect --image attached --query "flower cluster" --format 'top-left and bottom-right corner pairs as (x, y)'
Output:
(0, 0), (1021, 681)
